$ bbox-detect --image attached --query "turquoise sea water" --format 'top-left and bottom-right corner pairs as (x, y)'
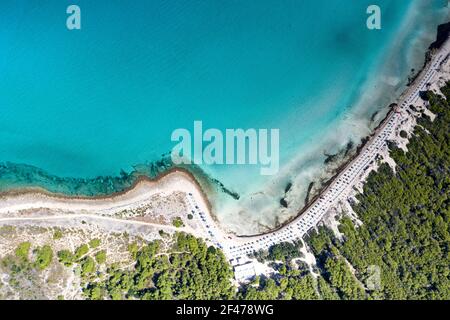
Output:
(0, 1), (448, 232)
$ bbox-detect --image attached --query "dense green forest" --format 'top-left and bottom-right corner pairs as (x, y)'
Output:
(83, 233), (235, 300)
(305, 83), (450, 299)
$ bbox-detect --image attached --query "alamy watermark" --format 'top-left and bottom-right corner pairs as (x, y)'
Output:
(65, 5), (379, 31)
(66, 5), (81, 30)
(367, 5), (381, 30)
(171, 121), (279, 175)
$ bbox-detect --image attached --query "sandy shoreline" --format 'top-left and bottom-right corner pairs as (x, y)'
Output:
(0, 169), (211, 224)
(0, 168), (214, 220)
(0, 168), (206, 202)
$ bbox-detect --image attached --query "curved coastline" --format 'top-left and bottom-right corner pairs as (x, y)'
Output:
(0, 167), (214, 215)
(1, 19), (449, 238)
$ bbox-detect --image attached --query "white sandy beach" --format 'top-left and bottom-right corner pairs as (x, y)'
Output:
(0, 170), (204, 215)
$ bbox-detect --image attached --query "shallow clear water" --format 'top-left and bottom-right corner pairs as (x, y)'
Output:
(0, 0), (448, 233)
